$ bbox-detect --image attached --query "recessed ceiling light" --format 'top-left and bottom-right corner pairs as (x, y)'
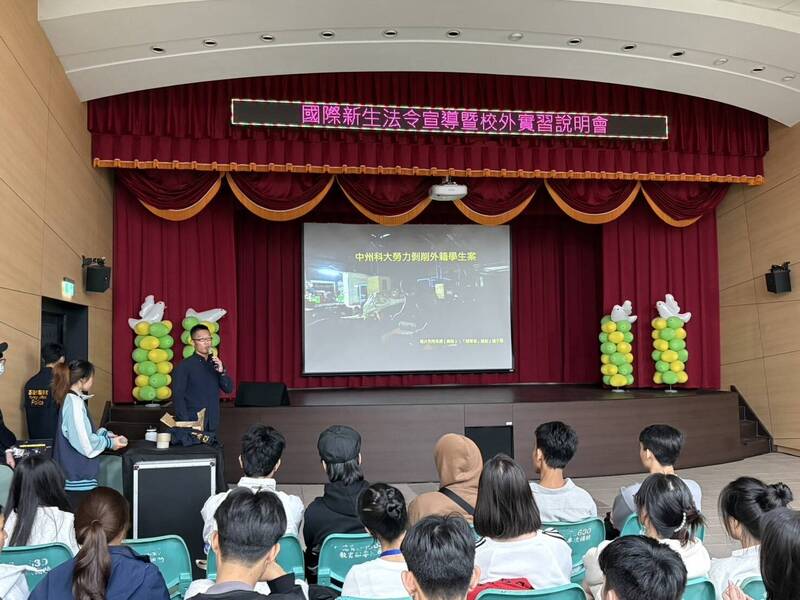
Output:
(382, 29), (398, 38)
(621, 43), (637, 51)
(567, 37), (582, 46)
(150, 45), (165, 54)
(508, 32), (524, 41)
(714, 57), (728, 65)
(260, 34), (274, 42)
(782, 74), (796, 81)
(447, 29), (461, 38)
(202, 39), (217, 47)
(320, 30), (335, 39)
(671, 49), (685, 57)
(751, 65), (766, 73)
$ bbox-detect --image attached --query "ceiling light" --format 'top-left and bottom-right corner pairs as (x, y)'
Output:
(567, 37), (582, 46)
(671, 49), (685, 57)
(320, 30), (335, 39)
(447, 29), (461, 38)
(260, 34), (275, 42)
(508, 32), (524, 41)
(751, 65), (766, 73)
(621, 43), (637, 51)
(714, 57), (728, 65)
(202, 39), (217, 47)
(782, 74), (796, 81)
(382, 29), (398, 38)
(150, 45), (165, 54)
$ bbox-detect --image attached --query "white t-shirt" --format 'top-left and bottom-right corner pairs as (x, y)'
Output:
(530, 479), (598, 523)
(709, 546), (761, 600)
(475, 531), (572, 590)
(201, 477), (304, 546)
(611, 477), (703, 529)
(0, 565), (30, 600)
(3, 506), (80, 555)
(341, 557), (408, 598)
(186, 577), (310, 598)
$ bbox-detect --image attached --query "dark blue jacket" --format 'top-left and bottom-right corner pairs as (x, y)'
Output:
(29, 545), (169, 600)
(171, 354), (233, 432)
(23, 366), (58, 439)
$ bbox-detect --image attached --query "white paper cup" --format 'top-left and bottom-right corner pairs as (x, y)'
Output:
(156, 433), (171, 449)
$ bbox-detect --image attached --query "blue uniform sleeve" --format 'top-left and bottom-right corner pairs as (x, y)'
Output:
(219, 372), (234, 394)
(143, 564), (171, 600)
(171, 361), (192, 421)
(62, 395), (111, 458)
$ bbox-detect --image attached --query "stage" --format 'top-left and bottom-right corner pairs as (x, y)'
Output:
(103, 384), (769, 484)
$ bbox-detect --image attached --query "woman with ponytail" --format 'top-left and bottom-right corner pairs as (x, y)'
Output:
(51, 360), (127, 507)
(710, 477), (792, 599)
(341, 483), (409, 598)
(29, 487), (169, 600)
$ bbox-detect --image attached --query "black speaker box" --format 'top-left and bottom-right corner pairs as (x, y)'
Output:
(85, 264), (111, 293)
(766, 266), (791, 294)
(235, 382), (290, 407)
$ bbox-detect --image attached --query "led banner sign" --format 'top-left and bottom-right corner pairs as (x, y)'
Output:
(232, 99), (668, 140)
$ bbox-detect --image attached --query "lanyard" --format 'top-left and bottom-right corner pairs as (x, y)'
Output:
(380, 549), (403, 558)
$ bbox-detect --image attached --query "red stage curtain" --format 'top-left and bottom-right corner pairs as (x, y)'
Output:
(641, 181), (730, 227)
(89, 72), (768, 184)
(112, 182), (239, 402)
(226, 172), (334, 221)
(545, 179), (639, 224)
(116, 169), (222, 220)
(455, 179), (540, 225)
(602, 200), (720, 388)
(337, 175), (434, 225)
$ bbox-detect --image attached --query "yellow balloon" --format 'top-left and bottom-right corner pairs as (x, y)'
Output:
(202, 321), (219, 334)
(164, 374), (172, 386)
(161, 320), (173, 333)
(602, 321), (617, 333)
(133, 363), (141, 375)
(624, 353), (634, 364)
(661, 350), (678, 363)
(653, 339), (669, 352)
(156, 361), (173, 374)
(134, 321), (150, 335)
(616, 342), (632, 354)
(676, 371), (689, 384)
(156, 386), (172, 400)
(148, 349), (167, 363)
(601, 354), (610, 364)
(651, 330), (660, 340)
(653, 318), (667, 330)
(602, 364), (619, 376)
(608, 331), (624, 344)
(675, 328), (687, 340)
(653, 372), (663, 384)
(135, 374), (150, 387)
(670, 360), (686, 372)
(140, 336), (159, 350)
(132, 387), (140, 399)
(610, 374), (627, 387)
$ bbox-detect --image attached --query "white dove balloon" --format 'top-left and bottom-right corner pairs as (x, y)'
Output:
(185, 307), (227, 323)
(128, 295), (167, 330)
(655, 293), (692, 323)
(610, 299), (637, 323)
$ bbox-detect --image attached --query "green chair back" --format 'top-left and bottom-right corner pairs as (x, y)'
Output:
(620, 514), (705, 541)
(208, 535), (305, 581)
(542, 518), (605, 582)
(124, 535), (192, 599)
(475, 583), (587, 600)
(98, 455), (124, 494)
(0, 465), (13, 505)
(317, 533), (380, 591)
(741, 577), (767, 600)
(682, 577), (715, 600)
(0, 542), (72, 591)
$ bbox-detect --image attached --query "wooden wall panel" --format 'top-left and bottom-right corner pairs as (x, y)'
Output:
(0, 179), (44, 295)
(721, 358), (771, 431)
(720, 305), (763, 364)
(718, 206), (754, 290)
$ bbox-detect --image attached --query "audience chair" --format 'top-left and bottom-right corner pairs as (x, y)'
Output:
(317, 533), (381, 591)
(124, 535), (192, 599)
(682, 577), (715, 600)
(542, 518), (605, 583)
(741, 577), (767, 600)
(475, 583), (586, 600)
(0, 542), (72, 591)
(0, 465), (12, 505)
(98, 454), (124, 495)
(207, 534), (305, 582)
(620, 514), (706, 541)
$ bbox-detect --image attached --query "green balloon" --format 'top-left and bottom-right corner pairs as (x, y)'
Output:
(139, 386), (156, 401)
(183, 346), (195, 359)
(149, 373), (167, 388)
(149, 323), (168, 338)
(668, 338), (686, 351)
(134, 335), (144, 347)
(626, 374), (634, 386)
(182, 316), (200, 331)
(211, 333), (220, 347)
(656, 360), (670, 373)
(618, 363), (633, 376)
(659, 328), (676, 341)
(165, 349), (174, 361)
(616, 320), (631, 333)
(651, 350), (662, 362)
(602, 375), (611, 385)
(662, 371), (678, 385)
(132, 348), (149, 363)
(677, 349), (689, 362)
(623, 331), (634, 343)
(139, 361), (157, 376)
(611, 352), (627, 366)
(601, 316), (611, 325)
(158, 335), (174, 349)
(667, 316), (683, 330)
(601, 342), (617, 355)
(181, 331), (192, 345)
(599, 332), (609, 344)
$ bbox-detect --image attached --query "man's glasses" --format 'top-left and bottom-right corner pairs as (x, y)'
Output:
(192, 337), (213, 343)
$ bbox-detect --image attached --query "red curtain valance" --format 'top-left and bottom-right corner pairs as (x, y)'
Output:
(118, 170), (726, 227)
(89, 72), (767, 185)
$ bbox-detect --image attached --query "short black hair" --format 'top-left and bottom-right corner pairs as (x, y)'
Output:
(535, 421), (578, 469)
(241, 425), (285, 477)
(190, 324), (210, 338)
(401, 515), (475, 600)
(760, 508), (800, 600)
(41, 343), (64, 365)
(325, 458), (364, 486)
(639, 424), (684, 466)
(635, 474), (704, 546)
(215, 488), (286, 566)
(599, 535), (687, 600)
(719, 477), (793, 541)
(359, 483), (407, 543)
(474, 454), (541, 539)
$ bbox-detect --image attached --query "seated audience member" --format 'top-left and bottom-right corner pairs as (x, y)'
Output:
(342, 483), (409, 598)
(474, 454), (572, 591)
(709, 477), (792, 599)
(610, 424), (702, 529)
(722, 507), (800, 600)
(530, 421), (597, 522)
(303, 425), (369, 582)
(598, 535), (687, 600)
(202, 425), (303, 548)
(0, 507), (30, 600)
(585, 473), (709, 599)
(3, 455), (79, 554)
(188, 489), (305, 600)
(29, 487), (170, 600)
(401, 515), (480, 600)
(408, 433), (482, 525)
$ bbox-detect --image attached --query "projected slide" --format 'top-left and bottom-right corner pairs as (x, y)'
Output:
(303, 223), (512, 375)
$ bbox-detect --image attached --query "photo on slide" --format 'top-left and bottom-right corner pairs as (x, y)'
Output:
(302, 223), (513, 375)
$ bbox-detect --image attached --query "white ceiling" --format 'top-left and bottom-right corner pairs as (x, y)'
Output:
(39, 0), (800, 124)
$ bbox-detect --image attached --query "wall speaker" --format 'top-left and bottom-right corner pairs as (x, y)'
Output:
(235, 382), (290, 407)
(85, 264), (111, 293)
(765, 262), (791, 294)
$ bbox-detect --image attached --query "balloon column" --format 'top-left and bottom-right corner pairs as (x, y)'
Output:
(180, 307), (227, 359)
(599, 300), (637, 390)
(651, 294), (691, 389)
(129, 295), (174, 404)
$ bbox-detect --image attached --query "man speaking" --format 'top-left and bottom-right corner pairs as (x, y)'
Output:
(172, 324), (233, 433)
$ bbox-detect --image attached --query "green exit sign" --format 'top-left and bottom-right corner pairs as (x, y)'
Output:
(61, 277), (75, 299)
